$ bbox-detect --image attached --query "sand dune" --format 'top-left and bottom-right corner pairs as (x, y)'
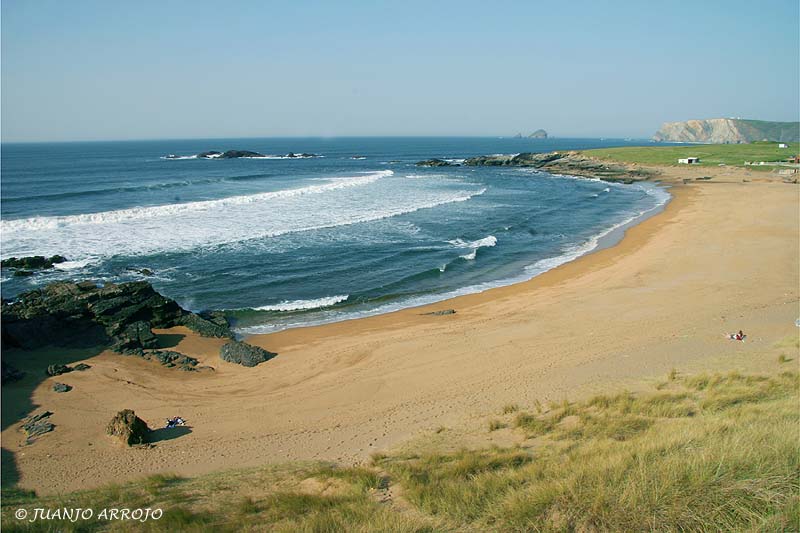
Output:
(2, 165), (797, 495)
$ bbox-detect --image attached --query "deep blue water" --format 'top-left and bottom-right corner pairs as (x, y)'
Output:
(1, 137), (669, 332)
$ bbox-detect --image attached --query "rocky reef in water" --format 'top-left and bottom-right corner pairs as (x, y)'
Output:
(165, 150), (321, 159)
(416, 151), (653, 183)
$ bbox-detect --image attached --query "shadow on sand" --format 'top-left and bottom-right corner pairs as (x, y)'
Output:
(148, 425), (192, 443)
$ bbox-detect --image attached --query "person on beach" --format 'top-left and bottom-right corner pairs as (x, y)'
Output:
(727, 330), (745, 341)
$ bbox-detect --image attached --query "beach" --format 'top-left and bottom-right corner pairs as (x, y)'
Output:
(2, 164), (797, 495)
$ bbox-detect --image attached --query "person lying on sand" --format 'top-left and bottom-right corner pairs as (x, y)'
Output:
(165, 417), (186, 429)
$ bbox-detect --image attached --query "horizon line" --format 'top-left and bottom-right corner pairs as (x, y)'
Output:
(0, 134), (655, 145)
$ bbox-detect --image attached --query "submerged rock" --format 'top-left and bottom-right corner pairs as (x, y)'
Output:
(220, 341), (276, 367)
(2, 361), (24, 384)
(106, 409), (150, 446)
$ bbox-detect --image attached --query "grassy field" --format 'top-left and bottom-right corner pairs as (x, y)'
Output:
(3, 355), (798, 531)
(583, 142), (800, 169)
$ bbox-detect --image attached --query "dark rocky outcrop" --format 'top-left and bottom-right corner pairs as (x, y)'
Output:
(464, 151), (653, 183)
(106, 409), (150, 446)
(2, 281), (234, 353)
(46, 364), (73, 377)
(415, 159), (454, 167)
(73, 363), (91, 371)
(2, 361), (24, 384)
(22, 412), (54, 443)
(145, 350), (199, 371)
(220, 341), (276, 367)
(1, 255), (67, 270)
(53, 382), (72, 393)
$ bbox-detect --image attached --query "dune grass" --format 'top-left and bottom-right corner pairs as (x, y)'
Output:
(3, 369), (798, 532)
(583, 142), (799, 169)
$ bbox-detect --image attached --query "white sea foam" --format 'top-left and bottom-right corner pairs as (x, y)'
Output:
(53, 258), (97, 270)
(449, 235), (497, 260)
(449, 235), (497, 249)
(1, 171), (487, 260)
(239, 183), (671, 336)
(3, 171), (392, 231)
(253, 294), (349, 312)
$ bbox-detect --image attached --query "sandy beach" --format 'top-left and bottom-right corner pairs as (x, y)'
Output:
(2, 164), (797, 495)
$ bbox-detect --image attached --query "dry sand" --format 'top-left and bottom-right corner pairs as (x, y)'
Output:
(2, 165), (798, 495)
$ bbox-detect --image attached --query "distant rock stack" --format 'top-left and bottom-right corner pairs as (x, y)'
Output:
(528, 129), (548, 139)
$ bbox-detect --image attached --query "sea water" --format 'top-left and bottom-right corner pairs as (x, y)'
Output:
(1, 137), (669, 333)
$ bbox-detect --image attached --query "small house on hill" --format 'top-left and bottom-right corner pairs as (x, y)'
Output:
(678, 157), (700, 164)
(778, 143), (789, 148)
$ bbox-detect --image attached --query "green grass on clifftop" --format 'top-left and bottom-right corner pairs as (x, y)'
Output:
(3, 365), (798, 532)
(583, 142), (800, 169)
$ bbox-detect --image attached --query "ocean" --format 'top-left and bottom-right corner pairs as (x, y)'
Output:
(1, 137), (669, 333)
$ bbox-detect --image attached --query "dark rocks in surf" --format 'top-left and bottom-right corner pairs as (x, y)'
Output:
(220, 341), (276, 367)
(1, 281), (234, 354)
(2, 255), (68, 277)
(416, 158), (454, 167)
(126, 267), (155, 277)
(106, 409), (150, 446)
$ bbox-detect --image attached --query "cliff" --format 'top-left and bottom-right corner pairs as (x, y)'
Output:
(652, 119), (799, 143)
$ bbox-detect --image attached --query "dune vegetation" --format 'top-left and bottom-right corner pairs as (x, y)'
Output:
(3, 364), (798, 532)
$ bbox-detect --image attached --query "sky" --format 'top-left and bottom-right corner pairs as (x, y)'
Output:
(2, 0), (798, 142)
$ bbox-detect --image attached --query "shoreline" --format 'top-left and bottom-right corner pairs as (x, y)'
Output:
(246, 178), (681, 348)
(2, 162), (797, 495)
(238, 178), (671, 336)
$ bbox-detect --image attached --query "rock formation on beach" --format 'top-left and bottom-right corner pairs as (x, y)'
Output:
(220, 341), (276, 367)
(1, 281), (233, 353)
(106, 409), (150, 446)
(652, 118), (800, 143)
(414, 151), (650, 182)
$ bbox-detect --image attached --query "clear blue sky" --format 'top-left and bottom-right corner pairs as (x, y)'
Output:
(2, 0), (798, 141)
